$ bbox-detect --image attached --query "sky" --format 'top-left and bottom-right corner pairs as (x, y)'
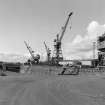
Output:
(0, 0), (105, 62)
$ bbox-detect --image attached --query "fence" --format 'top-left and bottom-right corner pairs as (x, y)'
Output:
(79, 67), (105, 73)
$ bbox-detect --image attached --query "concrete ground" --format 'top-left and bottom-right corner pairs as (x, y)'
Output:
(0, 65), (105, 105)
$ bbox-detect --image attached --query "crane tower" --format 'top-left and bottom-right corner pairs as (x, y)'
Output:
(52, 12), (73, 65)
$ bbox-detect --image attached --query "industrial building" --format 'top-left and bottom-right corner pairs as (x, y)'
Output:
(97, 32), (105, 66)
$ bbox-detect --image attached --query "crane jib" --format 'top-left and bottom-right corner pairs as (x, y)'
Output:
(24, 41), (35, 59)
(69, 12), (73, 17)
(59, 12), (73, 42)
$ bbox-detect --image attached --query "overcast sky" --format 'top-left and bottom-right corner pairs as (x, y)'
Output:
(0, 0), (104, 61)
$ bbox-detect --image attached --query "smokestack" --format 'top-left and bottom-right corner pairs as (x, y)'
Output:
(93, 42), (96, 59)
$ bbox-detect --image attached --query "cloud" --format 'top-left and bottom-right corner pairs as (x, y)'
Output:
(64, 21), (105, 60)
(0, 21), (104, 62)
(0, 53), (29, 63)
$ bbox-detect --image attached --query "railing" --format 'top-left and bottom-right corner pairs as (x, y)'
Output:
(79, 67), (105, 73)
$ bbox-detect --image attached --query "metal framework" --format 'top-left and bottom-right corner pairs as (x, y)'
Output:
(44, 41), (51, 64)
(24, 41), (40, 64)
(52, 12), (73, 65)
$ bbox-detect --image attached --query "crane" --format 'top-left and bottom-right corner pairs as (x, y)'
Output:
(24, 41), (40, 64)
(52, 12), (73, 65)
(44, 41), (51, 64)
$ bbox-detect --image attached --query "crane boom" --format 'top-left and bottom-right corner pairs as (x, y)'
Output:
(24, 41), (35, 60)
(44, 41), (48, 54)
(44, 41), (51, 63)
(44, 41), (51, 56)
(59, 12), (73, 41)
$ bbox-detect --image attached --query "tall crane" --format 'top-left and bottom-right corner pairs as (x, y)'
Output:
(24, 41), (40, 64)
(44, 41), (51, 64)
(52, 12), (73, 65)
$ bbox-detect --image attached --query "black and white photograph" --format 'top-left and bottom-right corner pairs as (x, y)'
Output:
(0, 0), (105, 105)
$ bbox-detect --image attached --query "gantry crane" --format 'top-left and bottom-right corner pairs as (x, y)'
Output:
(44, 41), (51, 64)
(52, 12), (73, 65)
(24, 41), (40, 64)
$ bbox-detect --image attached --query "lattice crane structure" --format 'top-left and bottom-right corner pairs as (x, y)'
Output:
(24, 41), (40, 64)
(44, 41), (51, 64)
(52, 12), (73, 65)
